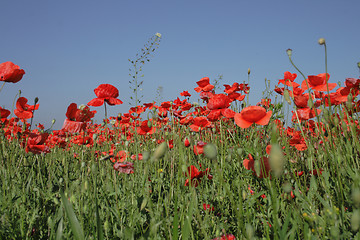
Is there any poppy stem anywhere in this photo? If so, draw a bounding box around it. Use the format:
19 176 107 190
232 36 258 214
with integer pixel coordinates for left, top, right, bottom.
104 102 108 126
0 82 5 93
323 42 332 108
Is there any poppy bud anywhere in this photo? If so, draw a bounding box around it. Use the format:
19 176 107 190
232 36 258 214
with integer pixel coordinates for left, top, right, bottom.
147 120 152 128
353 188 360 208
352 209 360 231
142 151 150 161
269 144 284 177
307 97 314 108
248 68 251 75
246 224 254 239
92 133 98 141
104 220 110 233
204 143 217 160
282 182 292 194
52 119 56 125
286 48 293 57
357 62 360 69
184 137 191 147
318 38 326 45
283 90 291 104
153 142 168 159
34 97 39 104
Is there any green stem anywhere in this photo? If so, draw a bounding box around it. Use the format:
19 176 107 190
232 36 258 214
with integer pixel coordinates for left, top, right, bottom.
0 82 5 93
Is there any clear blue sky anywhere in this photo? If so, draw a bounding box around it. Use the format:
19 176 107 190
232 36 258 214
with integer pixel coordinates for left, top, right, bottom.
1 0 359 129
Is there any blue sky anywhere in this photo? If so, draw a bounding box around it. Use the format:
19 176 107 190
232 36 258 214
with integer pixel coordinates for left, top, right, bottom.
1 0 359 129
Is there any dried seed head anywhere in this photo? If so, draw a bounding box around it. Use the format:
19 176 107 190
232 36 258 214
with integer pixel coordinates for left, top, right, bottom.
318 38 326 45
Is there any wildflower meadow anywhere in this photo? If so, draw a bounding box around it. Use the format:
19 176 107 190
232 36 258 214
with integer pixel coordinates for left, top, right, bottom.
1 36 360 239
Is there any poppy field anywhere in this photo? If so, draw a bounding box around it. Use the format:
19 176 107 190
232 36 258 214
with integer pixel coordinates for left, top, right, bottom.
1 40 360 239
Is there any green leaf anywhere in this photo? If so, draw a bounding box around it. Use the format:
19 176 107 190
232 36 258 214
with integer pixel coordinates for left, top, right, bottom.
56 218 64 240
60 190 84 240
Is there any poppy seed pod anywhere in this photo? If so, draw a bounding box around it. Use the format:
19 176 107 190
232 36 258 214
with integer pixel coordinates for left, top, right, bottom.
318 38 326 45
204 143 217 160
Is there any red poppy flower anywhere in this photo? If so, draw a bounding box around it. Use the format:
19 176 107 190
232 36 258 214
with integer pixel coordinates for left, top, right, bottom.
180 91 191 97
193 141 206 155
88 84 123 107
184 165 211 187
278 71 299 88
292 108 321 121
113 161 134 174
207 94 231 110
0 61 25 83
189 116 211 132
212 233 236 240
25 132 50 154
301 73 336 91
203 203 215 212
184 137 191 147
137 120 156 135
194 77 214 92
243 153 271 178
234 106 272 128
14 97 39 119
0 106 11 120
62 103 96 133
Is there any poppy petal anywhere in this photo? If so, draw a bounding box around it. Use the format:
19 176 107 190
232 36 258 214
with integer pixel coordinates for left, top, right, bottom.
255 110 272 125
87 98 104 107
234 113 253 128
106 98 123 106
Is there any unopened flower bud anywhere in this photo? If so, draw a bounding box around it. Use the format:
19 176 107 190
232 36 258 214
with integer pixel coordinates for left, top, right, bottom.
248 68 251 75
269 144 284 177
52 119 56 125
353 188 360 208
318 38 326 45
284 89 292 105
204 143 217 160
147 120 152 128
142 151 150 161
357 62 360 69
153 142 168 159
34 97 39 104
92 133 98 141
352 209 360 231
286 48 293 57
155 32 162 38
282 182 292 194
